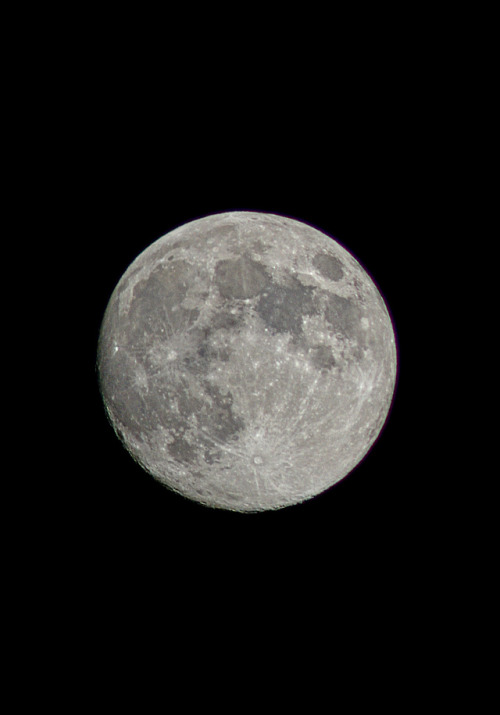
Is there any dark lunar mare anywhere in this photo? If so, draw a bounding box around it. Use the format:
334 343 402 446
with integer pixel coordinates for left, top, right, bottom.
255 276 316 337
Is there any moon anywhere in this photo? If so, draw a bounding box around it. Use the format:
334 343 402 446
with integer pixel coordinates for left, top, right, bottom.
97 212 397 512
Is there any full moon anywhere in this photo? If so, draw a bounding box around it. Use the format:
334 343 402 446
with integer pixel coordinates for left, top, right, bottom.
97 212 397 512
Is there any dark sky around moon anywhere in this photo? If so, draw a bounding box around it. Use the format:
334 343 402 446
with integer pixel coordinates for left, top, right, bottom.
34 29 462 681
48 89 464 682
90 169 409 529
79 119 426 615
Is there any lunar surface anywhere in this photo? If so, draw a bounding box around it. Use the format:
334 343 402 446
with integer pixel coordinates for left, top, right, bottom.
97 212 397 512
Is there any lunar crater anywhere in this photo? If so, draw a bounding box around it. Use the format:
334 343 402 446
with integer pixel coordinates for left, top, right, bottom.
312 252 344 282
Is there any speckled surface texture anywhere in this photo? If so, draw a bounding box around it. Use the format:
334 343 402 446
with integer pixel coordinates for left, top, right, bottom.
97 212 397 511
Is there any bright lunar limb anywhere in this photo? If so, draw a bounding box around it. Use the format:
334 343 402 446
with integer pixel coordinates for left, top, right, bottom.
97 212 397 512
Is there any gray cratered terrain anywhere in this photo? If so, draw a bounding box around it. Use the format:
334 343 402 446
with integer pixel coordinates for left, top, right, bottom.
97 212 397 512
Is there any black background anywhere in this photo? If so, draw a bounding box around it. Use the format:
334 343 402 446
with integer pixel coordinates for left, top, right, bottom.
50 53 452 679
84 132 420 593
12 11 477 704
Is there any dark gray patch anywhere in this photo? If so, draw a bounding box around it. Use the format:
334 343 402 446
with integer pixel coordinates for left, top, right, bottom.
199 382 244 442
211 308 244 331
202 446 223 464
255 276 315 336
146 379 199 439
324 294 362 340
196 341 210 361
205 223 237 241
176 386 204 417
189 320 239 372
215 348 231 362
310 345 336 371
352 345 364 362
250 238 267 255
133 301 199 344
168 435 197 464
313 253 344 281
124 298 162 345
146 260 191 305
215 256 269 299
125 260 200 345
186 307 201 324
189 471 206 483
174 327 211 373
